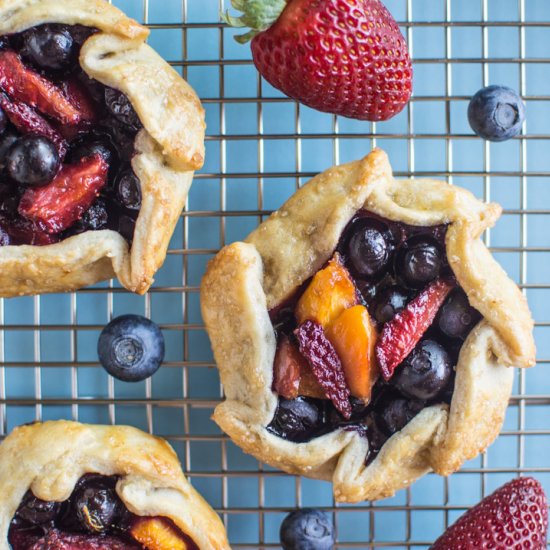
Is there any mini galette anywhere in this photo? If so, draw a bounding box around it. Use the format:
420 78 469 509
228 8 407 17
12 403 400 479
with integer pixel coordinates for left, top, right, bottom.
0 0 205 297
201 148 536 503
0 421 230 550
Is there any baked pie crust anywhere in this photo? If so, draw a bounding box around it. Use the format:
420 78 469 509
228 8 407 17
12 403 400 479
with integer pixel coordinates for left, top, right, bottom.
0 421 230 550
201 148 536 503
0 0 206 297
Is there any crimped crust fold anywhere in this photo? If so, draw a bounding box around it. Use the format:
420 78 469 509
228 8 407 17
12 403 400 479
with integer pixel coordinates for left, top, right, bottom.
201 148 535 502
0 421 230 550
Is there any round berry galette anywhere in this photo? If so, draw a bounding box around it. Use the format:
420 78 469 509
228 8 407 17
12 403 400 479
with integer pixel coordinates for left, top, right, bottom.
0 0 205 296
0 421 230 550
201 148 536 503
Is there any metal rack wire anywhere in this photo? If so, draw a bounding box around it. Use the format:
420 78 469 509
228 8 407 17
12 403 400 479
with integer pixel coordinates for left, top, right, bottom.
1 0 549 548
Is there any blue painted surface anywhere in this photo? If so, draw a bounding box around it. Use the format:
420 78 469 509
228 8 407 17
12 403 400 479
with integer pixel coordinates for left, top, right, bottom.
2 0 550 548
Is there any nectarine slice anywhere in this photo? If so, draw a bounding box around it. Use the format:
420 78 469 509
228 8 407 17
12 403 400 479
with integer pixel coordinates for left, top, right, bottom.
130 517 191 550
295 253 357 328
326 305 379 403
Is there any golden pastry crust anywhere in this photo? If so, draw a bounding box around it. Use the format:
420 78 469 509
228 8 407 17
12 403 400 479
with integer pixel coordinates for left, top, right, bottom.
0 0 205 296
201 148 535 503
0 421 230 550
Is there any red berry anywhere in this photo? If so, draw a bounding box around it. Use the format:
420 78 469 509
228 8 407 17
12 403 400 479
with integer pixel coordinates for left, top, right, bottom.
375 278 454 380
430 477 548 550
242 0 412 121
295 320 352 418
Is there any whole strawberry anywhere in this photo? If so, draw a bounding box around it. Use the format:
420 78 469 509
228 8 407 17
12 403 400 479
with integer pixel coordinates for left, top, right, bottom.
430 477 548 549
223 0 412 121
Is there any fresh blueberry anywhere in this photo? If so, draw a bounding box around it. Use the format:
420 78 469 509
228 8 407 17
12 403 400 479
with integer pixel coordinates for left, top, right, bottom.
16 492 61 525
80 199 109 231
397 238 442 289
373 286 410 324
0 130 18 172
347 220 392 278
71 477 123 534
22 24 76 71
104 88 142 132
280 509 334 550
267 397 327 443
392 339 453 401
6 136 60 187
97 314 165 382
437 288 481 340
68 136 118 168
376 397 424 436
114 168 141 211
468 85 525 142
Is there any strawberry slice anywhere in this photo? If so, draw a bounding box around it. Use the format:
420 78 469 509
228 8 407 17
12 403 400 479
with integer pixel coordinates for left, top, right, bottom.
19 154 108 234
430 477 548 549
0 92 67 158
295 320 352 419
0 215 58 246
0 50 81 125
376 279 455 381
60 77 99 124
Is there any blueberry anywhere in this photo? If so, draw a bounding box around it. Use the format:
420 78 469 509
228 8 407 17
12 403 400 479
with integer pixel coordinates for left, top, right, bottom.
114 168 141 211
6 136 60 187
16 492 61 525
23 24 76 71
397 238 442 289
97 314 165 382
104 88 142 131
267 397 327 443
68 136 118 168
373 286 410 324
347 220 392 278
0 130 18 172
392 339 453 401
0 106 6 135
80 199 109 231
376 397 424 436
437 288 481 340
468 85 525 142
118 214 137 242
280 509 334 550
71 478 123 533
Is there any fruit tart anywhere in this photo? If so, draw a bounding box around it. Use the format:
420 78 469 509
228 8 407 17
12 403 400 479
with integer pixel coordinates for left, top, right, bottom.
0 421 230 550
0 0 205 296
201 148 536 503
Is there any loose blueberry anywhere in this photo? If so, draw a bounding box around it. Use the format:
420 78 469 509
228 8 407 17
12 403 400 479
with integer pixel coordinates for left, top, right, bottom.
97 314 165 382
280 509 334 550
80 199 109 231
267 397 327 443
104 88 142 131
0 130 18 172
437 288 481 340
373 286 410 324
71 478 123 534
16 492 61 525
397 238 442 289
23 25 76 71
6 136 60 187
468 85 525 142
376 397 424 436
347 221 391 278
114 168 141 211
392 339 453 401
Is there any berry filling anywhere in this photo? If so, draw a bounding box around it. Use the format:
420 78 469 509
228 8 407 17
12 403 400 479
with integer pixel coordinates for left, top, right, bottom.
0 24 144 247
268 211 481 464
8 474 198 550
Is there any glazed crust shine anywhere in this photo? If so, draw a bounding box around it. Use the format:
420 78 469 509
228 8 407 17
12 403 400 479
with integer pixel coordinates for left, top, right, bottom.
0 421 230 550
201 148 536 503
0 0 206 296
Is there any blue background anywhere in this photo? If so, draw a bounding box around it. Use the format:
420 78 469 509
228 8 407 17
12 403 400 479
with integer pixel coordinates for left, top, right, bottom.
2 0 550 548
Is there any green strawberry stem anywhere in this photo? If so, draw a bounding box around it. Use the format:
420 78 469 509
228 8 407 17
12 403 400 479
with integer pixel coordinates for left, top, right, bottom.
221 0 288 43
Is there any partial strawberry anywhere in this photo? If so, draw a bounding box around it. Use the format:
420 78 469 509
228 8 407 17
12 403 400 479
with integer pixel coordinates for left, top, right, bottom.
0 214 58 246
19 154 108 234
0 92 67 158
223 0 412 122
60 76 99 124
0 50 81 125
430 477 548 550
295 320 352 418
376 278 454 380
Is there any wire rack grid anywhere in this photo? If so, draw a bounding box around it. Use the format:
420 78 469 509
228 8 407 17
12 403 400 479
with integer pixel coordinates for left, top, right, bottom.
1 0 550 548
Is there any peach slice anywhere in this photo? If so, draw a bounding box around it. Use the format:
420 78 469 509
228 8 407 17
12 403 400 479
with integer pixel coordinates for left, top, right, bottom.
295 253 358 328
326 305 379 403
130 517 192 550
